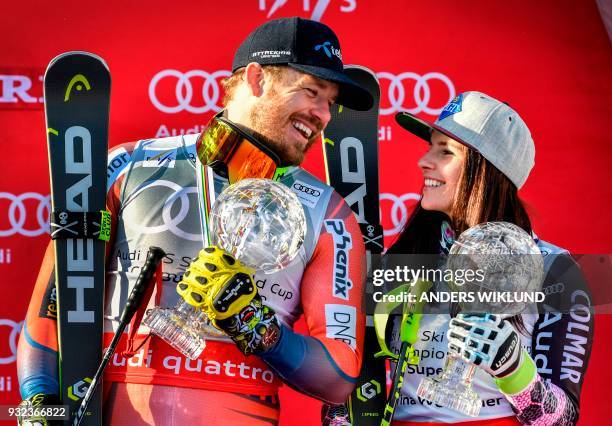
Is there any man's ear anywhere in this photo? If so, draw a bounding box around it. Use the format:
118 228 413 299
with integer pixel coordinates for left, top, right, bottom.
244 62 265 97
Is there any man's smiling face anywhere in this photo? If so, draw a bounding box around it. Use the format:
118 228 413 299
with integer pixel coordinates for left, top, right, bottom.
246 66 339 165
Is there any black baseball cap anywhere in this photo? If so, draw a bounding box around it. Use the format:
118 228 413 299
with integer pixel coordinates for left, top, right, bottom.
232 17 373 111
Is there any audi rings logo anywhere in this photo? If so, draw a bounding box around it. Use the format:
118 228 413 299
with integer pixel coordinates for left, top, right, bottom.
0 192 50 237
149 69 455 116
376 72 455 116
380 192 421 237
0 319 22 365
149 69 232 114
126 180 201 241
293 183 321 197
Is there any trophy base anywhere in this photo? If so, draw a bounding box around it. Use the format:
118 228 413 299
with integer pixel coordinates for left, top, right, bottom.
143 306 207 360
417 376 481 417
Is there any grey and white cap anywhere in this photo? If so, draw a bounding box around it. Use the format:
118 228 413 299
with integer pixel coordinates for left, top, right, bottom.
395 91 535 189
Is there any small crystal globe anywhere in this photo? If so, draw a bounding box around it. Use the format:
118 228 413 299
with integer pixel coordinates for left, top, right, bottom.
209 178 306 273
447 221 544 315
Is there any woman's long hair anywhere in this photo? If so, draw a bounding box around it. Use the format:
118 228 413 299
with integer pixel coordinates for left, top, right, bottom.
387 147 532 333
388 147 532 254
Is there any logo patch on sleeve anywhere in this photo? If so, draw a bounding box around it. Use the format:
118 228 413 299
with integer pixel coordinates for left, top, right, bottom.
324 219 353 300
142 148 176 168
325 304 357 350
39 280 58 319
291 179 323 209
107 147 131 189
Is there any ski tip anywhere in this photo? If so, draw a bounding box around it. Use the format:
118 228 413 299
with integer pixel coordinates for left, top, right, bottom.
338 64 380 115
48 128 59 136
345 64 378 80
46 51 110 73
345 64 372 72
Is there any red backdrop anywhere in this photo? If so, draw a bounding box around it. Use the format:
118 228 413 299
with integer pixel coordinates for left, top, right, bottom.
1 1 611 424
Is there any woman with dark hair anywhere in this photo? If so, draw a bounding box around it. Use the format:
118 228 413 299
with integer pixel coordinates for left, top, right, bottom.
386 92 593 425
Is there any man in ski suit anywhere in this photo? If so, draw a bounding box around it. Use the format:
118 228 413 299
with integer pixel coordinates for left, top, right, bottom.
17 17 373 425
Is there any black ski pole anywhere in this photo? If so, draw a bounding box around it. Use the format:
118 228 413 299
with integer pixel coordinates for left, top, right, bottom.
73 246 166 426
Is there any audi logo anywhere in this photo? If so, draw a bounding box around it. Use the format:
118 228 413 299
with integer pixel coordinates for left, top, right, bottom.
293 183 321 197
126 180 201 241
380 192 421 237
0 192 50 237
0 319 22 365
377 72 455 116
149 69 454 117
149 69 232 114
543 282 565 296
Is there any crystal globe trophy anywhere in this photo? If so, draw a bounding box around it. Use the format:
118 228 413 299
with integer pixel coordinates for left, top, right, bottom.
143 178 306 359
417 222 543 416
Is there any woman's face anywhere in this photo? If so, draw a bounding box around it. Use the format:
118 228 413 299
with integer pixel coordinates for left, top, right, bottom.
418 130 467 217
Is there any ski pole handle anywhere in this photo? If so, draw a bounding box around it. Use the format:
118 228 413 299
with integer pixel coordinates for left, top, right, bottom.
73 246 165 426
119 246 166 324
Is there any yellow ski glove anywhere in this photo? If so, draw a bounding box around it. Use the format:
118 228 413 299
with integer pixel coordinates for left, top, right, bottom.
177 246 280 355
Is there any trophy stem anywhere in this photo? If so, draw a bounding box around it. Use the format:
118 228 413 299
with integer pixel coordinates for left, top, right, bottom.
417 354 481 417
144 300 216 360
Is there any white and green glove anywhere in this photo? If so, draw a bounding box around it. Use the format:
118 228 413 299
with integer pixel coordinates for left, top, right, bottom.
447 313 524 378
448 312 540 395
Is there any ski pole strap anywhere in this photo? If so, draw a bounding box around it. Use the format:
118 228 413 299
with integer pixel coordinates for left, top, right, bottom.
50 210 111 241
373 280 430 357
373 283 411 360
359 222 384 253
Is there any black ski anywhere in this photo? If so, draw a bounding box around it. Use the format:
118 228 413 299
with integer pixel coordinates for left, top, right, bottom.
322 65 385 425
44 51 111 425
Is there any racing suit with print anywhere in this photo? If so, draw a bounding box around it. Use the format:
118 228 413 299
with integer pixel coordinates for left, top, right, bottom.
389 239 593 425
17 134 366 424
